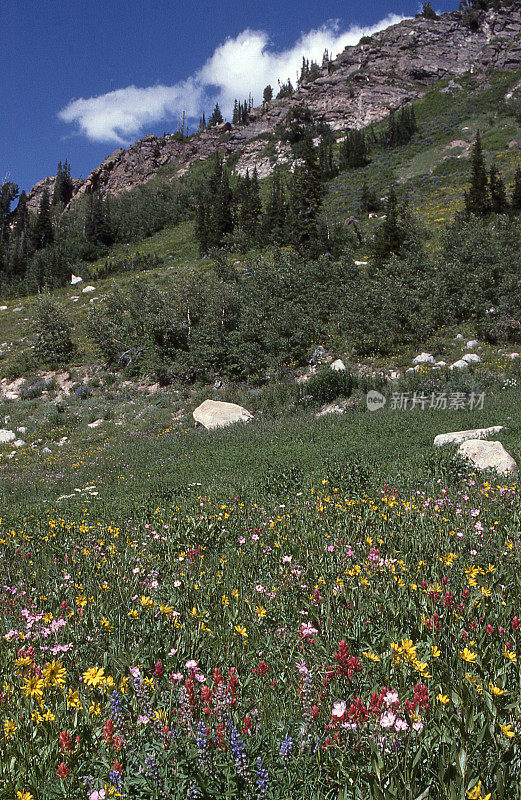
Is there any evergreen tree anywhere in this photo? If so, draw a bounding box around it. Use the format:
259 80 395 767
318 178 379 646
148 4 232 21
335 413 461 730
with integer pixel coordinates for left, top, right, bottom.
371 186 406 264
32 187 53 250
238 168 262 241
489 164 508 214
263 166 287 241
511 167 521 213
263 85 273 107
10 191 30 279
276 79 294 99
339 130 369 170
195 154 234 253
360 181 382 213
208 103 223 126
0 181 18 246
52 160 74 206
85 191 112 246
464 132 490 216
287 132 324 249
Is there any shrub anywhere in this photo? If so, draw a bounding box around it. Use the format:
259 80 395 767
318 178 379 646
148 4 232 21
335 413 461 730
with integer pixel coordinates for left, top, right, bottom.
306 368 356 404
30 295 75 366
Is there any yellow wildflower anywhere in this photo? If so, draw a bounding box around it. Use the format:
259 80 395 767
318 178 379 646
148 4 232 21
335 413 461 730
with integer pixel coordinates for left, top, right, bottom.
42 660 66 687
3 718 17 738
83 667 105 687
459 648 477 663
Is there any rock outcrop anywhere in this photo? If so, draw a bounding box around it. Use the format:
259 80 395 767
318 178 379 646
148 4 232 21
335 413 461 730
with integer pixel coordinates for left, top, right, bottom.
28 5 521 204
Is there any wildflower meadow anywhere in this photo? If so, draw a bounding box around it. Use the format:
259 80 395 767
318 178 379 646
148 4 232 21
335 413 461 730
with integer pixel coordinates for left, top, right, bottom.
1 415 520 800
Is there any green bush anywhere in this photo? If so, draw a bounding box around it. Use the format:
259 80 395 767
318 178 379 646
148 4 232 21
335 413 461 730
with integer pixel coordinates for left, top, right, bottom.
29 294 75 367
306 368 356 404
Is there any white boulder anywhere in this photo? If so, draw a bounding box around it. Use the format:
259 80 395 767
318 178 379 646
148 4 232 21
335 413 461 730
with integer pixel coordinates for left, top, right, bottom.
455 333 464 340
436 361 447 366
82 285 96 294
330 359 346 372
434 426 504 447
193 399 253 430
450 359 469 370
462 353 481 364
412 352 435 365
458 439 517 476
71 274 83 285
0 430 15 444
466 339 479 349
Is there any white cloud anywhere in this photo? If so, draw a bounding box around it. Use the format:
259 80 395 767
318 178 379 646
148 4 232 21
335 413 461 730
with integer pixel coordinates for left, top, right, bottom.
58 13 407 144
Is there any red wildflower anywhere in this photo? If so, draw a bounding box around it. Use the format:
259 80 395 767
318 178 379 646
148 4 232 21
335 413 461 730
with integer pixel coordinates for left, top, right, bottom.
56 762 69 779
59 730 73 753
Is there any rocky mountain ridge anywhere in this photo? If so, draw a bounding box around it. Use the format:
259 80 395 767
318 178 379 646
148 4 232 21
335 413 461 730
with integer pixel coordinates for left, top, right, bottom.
27 4 521 212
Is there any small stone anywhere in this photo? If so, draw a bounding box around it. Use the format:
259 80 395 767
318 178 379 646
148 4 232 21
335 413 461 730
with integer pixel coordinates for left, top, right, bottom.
465 339 479 349
13 439 25 447
88 419 103 428
82 285 96 293
0 430 15 444
71 274 83 285
330 359 346 372
449 359 469 370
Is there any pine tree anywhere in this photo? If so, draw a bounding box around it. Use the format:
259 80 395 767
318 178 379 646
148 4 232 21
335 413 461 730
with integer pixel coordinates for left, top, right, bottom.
208 103 223 126
464 132 489 216
52 160 74 206
371 186 406 264
239 168 261 241
195 154 235 253
360 181 381 213
511 167 521 213
85 191 112 245
489 164 508 214
263 85 273 108
0 181 18 245
32 187 53 250
263 166 287 241
339 130 369 170
287 132 324 248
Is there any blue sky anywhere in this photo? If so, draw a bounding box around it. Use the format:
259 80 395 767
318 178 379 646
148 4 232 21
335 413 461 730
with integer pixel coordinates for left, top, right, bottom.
2 0 455 193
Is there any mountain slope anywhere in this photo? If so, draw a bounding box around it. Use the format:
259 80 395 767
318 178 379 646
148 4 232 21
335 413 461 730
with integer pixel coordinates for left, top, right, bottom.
26 3 521 212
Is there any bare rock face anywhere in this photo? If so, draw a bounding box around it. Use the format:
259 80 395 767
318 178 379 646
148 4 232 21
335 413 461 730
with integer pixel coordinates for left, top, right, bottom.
193 399 253 430
457 439 517 475
27 6 521 203
26 176 83 214
434 426 504 447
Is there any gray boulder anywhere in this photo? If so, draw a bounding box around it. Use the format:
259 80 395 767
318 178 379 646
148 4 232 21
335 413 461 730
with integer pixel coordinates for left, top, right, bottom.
434 426 504 447
457 439 517 476
412 352 435 364
193 399 253 430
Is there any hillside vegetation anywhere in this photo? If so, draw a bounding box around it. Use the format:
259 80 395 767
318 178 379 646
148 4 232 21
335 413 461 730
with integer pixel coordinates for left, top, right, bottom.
4 13 521 799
